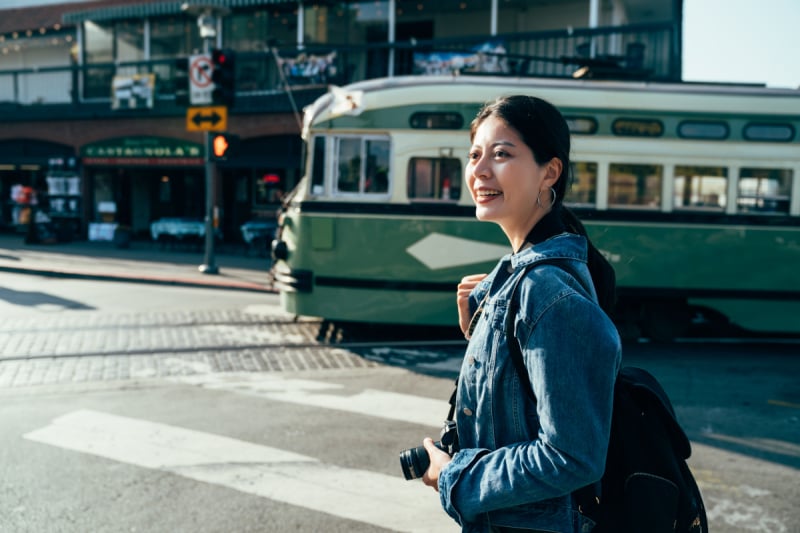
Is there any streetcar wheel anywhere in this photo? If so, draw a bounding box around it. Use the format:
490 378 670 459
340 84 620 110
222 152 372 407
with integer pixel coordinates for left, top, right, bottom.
639 299 691 342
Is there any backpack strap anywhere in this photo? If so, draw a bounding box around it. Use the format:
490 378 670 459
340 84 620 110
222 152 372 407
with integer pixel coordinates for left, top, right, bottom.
505 259 590 403
505 259 603 519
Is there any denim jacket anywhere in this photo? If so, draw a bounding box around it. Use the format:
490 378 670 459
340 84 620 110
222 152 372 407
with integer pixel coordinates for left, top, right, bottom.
438 233 622 533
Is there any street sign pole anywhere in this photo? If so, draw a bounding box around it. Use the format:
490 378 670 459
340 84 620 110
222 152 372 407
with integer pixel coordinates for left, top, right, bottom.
183 3 230 275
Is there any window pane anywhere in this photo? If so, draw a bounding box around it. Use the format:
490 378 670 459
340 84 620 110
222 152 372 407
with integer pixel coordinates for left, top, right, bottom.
150 18 198 59
566 162 597 204
673 165 727 209
365 139 390 193
608 163 662 208
743 123 794 142
116 20 145 62
737 168 793 214
336 138 361 193
311 136 325 195
407 157 461 201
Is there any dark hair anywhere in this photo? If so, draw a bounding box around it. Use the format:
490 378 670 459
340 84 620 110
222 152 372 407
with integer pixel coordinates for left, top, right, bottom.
471 95 617 314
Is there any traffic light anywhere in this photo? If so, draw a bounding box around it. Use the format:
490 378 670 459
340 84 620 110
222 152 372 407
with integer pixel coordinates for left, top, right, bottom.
209 132 239 161
211 48 236 107
174 56 190 107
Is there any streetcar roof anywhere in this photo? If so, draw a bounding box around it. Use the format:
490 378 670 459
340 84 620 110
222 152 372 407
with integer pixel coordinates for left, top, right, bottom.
303 74 800 136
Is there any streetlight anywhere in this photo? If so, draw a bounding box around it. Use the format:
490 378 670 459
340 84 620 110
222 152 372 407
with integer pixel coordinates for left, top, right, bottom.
181 3 230 275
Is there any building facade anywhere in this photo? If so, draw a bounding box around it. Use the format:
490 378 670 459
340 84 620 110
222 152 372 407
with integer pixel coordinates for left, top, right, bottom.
0 0 682 244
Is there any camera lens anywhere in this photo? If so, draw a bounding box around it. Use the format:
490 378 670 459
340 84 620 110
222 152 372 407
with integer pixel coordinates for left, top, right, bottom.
399 443 433 480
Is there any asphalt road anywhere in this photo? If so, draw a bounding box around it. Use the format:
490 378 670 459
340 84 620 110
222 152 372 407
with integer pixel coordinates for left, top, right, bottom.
0 272 798 532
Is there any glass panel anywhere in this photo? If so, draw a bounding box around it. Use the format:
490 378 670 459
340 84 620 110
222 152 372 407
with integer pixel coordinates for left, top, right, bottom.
743 123 794 142
608 163 662 208
311 136 326 195
305 1 388 45
254 170 284 205
673 165 727 209
84 21 113 64
737 168 793 214
566 162 597 205
407 157 461 201
150 18 198 59
116 20 145 63
677 120 729 140
336 137 362 193
565 117 598 135
365 139 390 194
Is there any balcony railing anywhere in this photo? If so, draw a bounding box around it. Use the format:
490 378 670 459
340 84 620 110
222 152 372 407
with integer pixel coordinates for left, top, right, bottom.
0 21 679 119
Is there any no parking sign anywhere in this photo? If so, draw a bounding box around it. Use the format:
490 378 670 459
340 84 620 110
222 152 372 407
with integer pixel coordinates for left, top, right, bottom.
189 54 213 105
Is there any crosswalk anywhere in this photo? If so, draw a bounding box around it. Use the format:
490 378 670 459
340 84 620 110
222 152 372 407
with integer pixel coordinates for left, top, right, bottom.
23 373 461 533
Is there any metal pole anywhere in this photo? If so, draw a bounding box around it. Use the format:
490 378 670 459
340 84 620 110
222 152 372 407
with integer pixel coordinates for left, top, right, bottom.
199 31 218 274
199 130 218 274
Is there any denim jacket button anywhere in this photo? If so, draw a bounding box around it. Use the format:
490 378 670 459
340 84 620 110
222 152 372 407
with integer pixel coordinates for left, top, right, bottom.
462 407 473 416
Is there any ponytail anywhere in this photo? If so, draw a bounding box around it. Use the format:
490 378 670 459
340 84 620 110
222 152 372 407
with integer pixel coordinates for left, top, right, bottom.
560 207 617 316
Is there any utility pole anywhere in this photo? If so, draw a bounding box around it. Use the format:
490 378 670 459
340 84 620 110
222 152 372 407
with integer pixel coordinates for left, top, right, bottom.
182 3 230 275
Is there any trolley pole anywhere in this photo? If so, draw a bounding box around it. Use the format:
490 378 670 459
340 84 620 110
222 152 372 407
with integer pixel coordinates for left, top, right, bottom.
183 3 229 275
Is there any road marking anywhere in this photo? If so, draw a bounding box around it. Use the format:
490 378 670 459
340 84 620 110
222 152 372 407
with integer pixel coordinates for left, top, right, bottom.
768 399 800 409
172 373 449 428
406 232 507 270
24 409 457 533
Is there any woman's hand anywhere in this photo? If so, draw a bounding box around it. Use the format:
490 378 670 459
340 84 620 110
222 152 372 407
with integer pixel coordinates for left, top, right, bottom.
457 274 488 337
421 438 453 492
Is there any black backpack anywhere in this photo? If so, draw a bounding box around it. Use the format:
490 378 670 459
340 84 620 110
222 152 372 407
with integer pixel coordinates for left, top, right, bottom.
506 262 708 533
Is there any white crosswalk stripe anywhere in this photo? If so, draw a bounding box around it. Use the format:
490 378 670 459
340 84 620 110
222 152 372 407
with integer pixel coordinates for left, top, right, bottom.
23 376 460 533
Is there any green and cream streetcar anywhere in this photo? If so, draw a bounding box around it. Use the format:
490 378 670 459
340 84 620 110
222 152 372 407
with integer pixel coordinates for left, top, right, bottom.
271 75 800 339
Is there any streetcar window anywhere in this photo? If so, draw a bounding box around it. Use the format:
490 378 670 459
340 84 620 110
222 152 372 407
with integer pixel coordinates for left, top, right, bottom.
410 112 464 130
737 168 793 214
743 123 795 142
677 121 729 140
333 136 390 196
673 166 727 210
608 163 662 208
565 162 597 205
565 116 598 135
311 136 326 195
611 118 663 137
407 157 461 202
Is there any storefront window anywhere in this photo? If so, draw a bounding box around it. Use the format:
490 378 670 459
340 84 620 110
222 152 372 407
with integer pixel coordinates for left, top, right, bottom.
608 163 662 208
225 8 297 91
254 171 285 205
116 20 145 63
225 8 296 51
150 17 199 58
305 1 388 45
396 0 490 39
84 21 113 64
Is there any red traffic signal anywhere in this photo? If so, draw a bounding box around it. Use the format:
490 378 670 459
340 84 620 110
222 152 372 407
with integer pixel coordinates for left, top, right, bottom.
208 132 239 161
211 48 236 107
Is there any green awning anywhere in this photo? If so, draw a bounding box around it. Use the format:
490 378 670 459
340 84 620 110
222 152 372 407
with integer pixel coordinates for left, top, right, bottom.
63 0 298 24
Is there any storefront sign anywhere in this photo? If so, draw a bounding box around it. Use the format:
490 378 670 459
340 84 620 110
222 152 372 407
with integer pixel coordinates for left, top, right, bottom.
81 137 204 166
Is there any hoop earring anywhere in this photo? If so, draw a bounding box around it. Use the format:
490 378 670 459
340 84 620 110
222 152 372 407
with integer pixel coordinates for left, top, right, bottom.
536 187 557 209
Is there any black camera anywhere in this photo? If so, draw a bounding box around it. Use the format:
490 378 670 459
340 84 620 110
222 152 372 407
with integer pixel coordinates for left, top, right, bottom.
399 420 458 480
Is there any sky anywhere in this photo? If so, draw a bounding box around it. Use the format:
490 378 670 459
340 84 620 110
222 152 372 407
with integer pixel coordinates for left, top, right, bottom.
682 0 800 88
2 0 798 89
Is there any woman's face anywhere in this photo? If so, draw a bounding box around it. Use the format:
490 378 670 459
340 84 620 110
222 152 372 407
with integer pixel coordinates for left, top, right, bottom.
467 115 558 248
